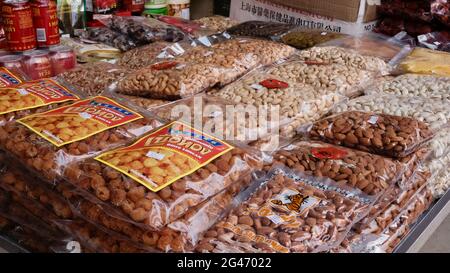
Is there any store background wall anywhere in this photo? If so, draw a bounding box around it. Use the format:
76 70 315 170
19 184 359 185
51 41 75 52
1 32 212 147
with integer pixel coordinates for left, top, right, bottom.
190 0 215 19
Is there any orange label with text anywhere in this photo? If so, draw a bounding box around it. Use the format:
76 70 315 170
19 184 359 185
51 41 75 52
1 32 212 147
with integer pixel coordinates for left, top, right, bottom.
0 78 79 115
95 121 234 192
0 67 25 87
17 96 143 147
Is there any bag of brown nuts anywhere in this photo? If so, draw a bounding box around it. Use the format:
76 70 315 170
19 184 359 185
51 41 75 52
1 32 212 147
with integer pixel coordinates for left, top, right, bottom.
62 121 263 230
0 78 84 127
266 141 402 196
304 111 434 158
195 168 374 253
0 96 165 181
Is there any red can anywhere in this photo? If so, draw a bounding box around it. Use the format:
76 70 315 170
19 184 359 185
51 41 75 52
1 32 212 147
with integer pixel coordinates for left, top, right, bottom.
23 50 52 79
49 45 76 76
122 0 145 14
1 0 37 52
31 0 60 47
0 54 25 71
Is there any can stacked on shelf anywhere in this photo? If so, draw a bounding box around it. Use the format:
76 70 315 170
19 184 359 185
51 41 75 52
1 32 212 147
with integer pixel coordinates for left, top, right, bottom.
31 0 60 47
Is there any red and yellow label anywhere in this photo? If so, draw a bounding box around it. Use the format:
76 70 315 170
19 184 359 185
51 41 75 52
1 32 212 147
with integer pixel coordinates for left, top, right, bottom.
311 146 348 160
17 96 143 147
151 61 179 70
0 67 25 87
95 121 234 192
0 78 79 115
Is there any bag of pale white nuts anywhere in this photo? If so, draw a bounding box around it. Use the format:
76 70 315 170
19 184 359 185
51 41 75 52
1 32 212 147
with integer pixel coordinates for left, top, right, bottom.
303 111 434 158
194 167 375 253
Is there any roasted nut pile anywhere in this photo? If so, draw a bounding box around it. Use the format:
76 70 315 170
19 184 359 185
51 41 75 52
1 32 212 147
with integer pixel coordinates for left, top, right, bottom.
194 16 239 32
280 31 345 50
266 141 401 195
307 111 434 158
63 147 262 229
333 95 450 131
296 46 391 74
366 74 450 99
59 62 130 96
117 42 171 70
0 117 163 181
267 61 375 97
195 170 372 253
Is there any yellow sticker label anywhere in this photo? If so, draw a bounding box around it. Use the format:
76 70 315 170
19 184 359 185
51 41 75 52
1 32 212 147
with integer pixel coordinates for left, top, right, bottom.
95 121 234 192
0 78 80 115
17 96 143 147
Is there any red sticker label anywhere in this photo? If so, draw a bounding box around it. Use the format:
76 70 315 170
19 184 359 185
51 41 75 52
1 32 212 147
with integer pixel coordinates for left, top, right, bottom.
259 79 289 89
151 61 179 71
311 147 348 159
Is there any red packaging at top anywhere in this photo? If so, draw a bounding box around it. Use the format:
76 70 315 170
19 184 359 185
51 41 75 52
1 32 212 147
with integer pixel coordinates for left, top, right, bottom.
1 0 37 52
31 0 60 47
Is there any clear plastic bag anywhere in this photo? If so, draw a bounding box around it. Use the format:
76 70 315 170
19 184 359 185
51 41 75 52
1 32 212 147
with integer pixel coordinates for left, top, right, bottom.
58 62 131 97
332 94 450 132
117 42 171 70
429 169 450 198
154 15 219 38
396 48 450 76
277 29 346 50
266 140 402 196
0 78 83 127
431 0 450 27
267 59 376 97
426 127 450 160
366 73 450 99
119 95 170 111
226 21 296 40
296 46 392 75
81 27 138 52
195 167 374 253
0 98 165 181
305 111 434 158
194 16 239 33
417 32 450 52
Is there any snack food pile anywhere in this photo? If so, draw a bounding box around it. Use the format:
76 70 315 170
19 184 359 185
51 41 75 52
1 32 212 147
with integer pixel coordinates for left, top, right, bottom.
0 15 449 254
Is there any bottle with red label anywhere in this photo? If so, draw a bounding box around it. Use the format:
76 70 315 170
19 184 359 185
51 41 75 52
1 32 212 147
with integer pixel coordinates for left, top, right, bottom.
1 0 37 52
31 0 60 47
23 49 52 79
49 45 76 76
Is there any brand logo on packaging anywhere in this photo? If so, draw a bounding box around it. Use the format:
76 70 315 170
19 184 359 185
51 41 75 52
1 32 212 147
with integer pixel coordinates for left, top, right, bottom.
0 67 23 87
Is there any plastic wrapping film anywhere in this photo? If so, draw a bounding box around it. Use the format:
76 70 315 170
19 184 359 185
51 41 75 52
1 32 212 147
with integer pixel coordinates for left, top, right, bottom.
0 78 83 127
195 168 374 253
62 123 263 230
226 21 296 40
117 42 171 70
365 73 450 99
425 151 450 198
58 62 131 97
265 141 403 196
207 70 345 142
277 29 346 50
396 48 450 76
417 32 450 52
338 185 433 253
431 0 450 27
194 16 239 33
81 27 138 52
295 46 392 75
332 95 450 133
0 97 165 181
428 168 450 198
154 16 222 38
304 111 434 158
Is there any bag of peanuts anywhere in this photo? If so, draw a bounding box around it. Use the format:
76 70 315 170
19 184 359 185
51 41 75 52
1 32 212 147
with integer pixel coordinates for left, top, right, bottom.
296 46 392 75
365 73 450 100
0 96 165 181
266 140 402 196
304 111 434 158
195 167 375 253
0 78 84 127
58 62 132 97
266 59 376 98
61 120 262 230
332 94 450 132
0 67 29 88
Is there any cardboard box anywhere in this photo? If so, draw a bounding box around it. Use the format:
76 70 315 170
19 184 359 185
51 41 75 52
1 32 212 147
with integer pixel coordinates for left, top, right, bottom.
230 0 380 35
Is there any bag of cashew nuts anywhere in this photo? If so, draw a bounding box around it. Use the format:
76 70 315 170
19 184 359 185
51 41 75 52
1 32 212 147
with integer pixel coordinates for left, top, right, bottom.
61 120 263 230
266 140 402 196
266 59 376 98
365 73 450 100
0 67 29 88
352 169 431 235
295 46 392 75
58 62 132 97
0 96 165 181
304 111 434 158
0 78 84 127
195 167 375 253
332 94 450 132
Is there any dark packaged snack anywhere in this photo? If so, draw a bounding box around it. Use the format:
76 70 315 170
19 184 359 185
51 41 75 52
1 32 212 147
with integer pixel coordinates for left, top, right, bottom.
81 27 137 52
431 0 450 27
418 31 450 52
226 21 296 39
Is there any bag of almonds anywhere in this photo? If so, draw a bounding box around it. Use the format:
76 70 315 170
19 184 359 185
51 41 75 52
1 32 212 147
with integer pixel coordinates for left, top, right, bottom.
304 111 434 158
195 168 375 253
0 78 84 127
0 96 165 181
266 141 402 196
62 120 263 230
